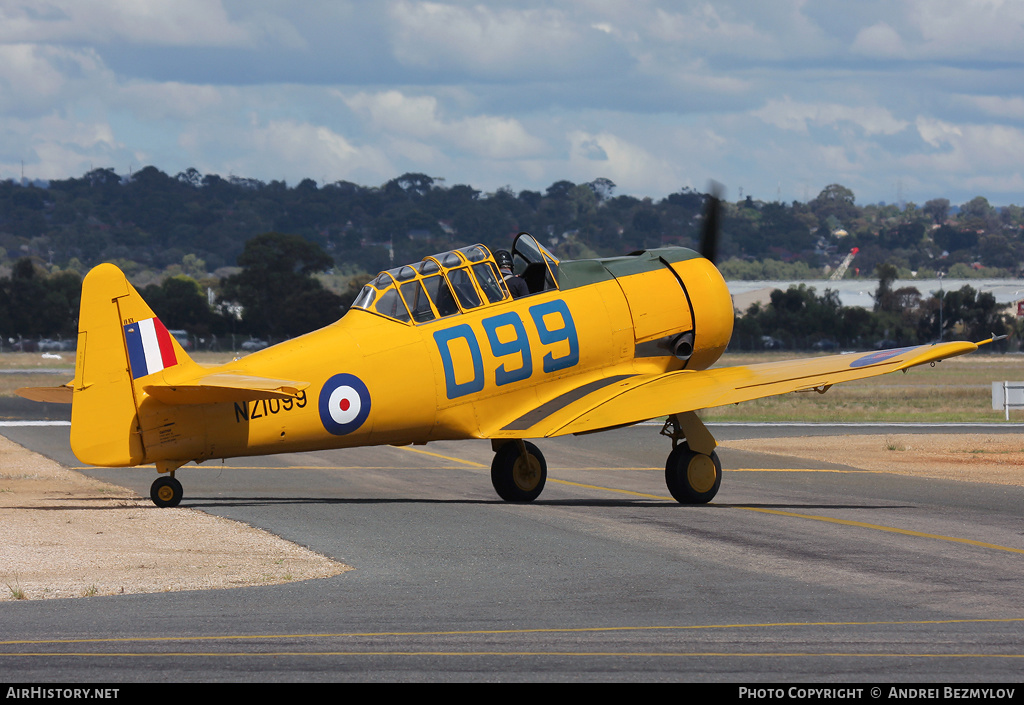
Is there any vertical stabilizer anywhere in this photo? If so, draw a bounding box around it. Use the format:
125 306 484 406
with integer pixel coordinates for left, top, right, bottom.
71 264 192 467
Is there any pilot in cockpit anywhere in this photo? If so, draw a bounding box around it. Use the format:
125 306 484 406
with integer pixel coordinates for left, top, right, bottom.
494 249 529 299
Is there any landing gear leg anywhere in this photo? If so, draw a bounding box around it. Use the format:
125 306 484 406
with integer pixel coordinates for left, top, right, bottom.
662 412 722 504
490 439 547 502
150 460 185 508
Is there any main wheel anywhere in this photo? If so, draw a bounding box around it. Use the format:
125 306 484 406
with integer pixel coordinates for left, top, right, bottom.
150 475 183 508
665 444 721 504
491 441 547 502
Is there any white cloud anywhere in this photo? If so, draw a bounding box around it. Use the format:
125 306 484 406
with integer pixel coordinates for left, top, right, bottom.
851 22 907 58
0 0 256 46
386 1 615 79
566 130 681 195
907 0 1024 59
1 113 123 180
650 5 770 52
116 82 227 122
912 118 1024 170
754 97 909 136
956 95 1024 121
0 44 108 115
342 90 546 160
2 2 1024 207
915 117 964 149
212 118 395 185
647 1 830 59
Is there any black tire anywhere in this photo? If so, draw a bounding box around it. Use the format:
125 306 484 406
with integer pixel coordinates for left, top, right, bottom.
150 476 183 508
491 441 547 502
665 444 721 504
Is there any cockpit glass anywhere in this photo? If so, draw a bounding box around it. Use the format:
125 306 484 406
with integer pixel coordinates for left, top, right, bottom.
447 268 482 310
352 285 376 310
400 280 435 323
374 288 411 322
511 232 559 292
422 274 459 318
390 265 417 282
472 262 506 303
352 241 531 322
372 272 395 288
458 245 490 263
439 251 463 268
512 233 544 265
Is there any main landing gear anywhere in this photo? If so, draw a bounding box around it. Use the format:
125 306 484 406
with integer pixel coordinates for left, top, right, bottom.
489 411 721 505
661 412 722 504
490 439 547 502
150 460 186 508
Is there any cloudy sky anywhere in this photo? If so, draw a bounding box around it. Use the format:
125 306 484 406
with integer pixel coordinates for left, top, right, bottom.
2 0 1023 206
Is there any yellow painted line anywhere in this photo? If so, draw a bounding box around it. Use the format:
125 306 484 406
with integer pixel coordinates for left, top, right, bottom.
83 450 1021 556
547 478 667 500
5 618 1024 646
544 480 1024 556
376 448 1024 555
743 507 1024 555
397 446 488 468
215 466 470 471
74 465 477 472
557 468 876 473
3 650 1023 659
729 468 882 473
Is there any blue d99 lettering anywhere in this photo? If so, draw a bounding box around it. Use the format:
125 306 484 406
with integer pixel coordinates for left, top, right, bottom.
529 300 580 373
435 301 580 399
433 324 485 399
482 312 533 386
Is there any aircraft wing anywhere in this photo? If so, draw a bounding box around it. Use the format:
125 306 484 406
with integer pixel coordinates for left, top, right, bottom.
485 341 979 439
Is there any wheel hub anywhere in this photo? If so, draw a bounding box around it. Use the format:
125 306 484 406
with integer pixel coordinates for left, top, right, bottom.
157 485 176 502
686 454 717 493
512 455 541 491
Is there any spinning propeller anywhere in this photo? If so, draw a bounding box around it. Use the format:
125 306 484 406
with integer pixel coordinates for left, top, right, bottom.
700 181 723 265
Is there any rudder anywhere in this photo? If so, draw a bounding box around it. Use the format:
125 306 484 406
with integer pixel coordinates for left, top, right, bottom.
71 264 193 467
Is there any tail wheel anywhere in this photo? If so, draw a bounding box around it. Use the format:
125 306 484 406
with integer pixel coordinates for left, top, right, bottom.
665 443 721 504
151 476 183 508
491 441 547 502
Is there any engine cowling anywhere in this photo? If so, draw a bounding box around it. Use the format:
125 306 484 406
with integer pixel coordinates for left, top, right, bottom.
664 255 734 371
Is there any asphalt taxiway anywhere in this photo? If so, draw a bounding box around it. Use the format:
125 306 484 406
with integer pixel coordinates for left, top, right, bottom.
1 423 1022 682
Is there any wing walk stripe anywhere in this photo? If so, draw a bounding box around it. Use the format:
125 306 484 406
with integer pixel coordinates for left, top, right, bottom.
501 375 636 431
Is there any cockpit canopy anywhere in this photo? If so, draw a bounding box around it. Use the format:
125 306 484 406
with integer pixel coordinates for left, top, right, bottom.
352 244 508 324
351 234 561 324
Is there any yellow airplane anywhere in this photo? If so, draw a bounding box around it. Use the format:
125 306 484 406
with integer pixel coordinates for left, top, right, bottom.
20 227 985 509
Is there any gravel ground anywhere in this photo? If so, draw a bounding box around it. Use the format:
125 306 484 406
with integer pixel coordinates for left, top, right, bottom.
721 433 1024 486
0 436 349 601
1 433 1021 602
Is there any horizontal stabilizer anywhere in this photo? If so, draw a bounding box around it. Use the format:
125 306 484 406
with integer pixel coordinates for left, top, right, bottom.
142 372 309 405
16 383 73 404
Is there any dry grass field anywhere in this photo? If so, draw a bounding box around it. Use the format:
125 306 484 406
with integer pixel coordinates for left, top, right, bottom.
703 351 1024 423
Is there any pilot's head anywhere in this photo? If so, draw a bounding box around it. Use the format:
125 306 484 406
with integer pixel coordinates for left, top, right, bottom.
494 249 514 272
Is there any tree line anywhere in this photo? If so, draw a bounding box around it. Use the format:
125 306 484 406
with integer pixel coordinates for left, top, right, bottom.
1 234 1016 353
732 264 1014 352
4 168 1023 280
0 167 1022 349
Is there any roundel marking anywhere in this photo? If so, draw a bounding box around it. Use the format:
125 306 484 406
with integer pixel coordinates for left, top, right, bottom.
318 373 371 435
848 346 917 368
